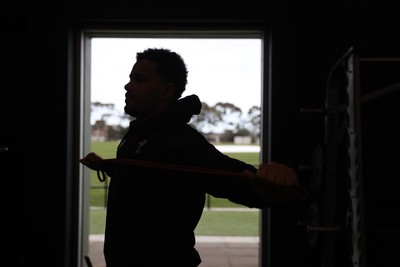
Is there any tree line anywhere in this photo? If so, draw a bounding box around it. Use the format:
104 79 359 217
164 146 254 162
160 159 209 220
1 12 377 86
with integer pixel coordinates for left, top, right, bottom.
91 101 261 143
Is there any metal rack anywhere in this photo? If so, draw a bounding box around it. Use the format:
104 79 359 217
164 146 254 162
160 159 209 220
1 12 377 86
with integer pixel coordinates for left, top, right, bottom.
299 47 400 267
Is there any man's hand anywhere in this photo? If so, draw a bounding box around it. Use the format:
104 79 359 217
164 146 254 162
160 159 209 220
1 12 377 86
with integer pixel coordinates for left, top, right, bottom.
243 162 306 205
79 152 104 171
256 162 299 187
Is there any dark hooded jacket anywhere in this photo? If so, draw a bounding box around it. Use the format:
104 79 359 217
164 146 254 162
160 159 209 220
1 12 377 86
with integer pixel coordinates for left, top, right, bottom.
103 95 265 267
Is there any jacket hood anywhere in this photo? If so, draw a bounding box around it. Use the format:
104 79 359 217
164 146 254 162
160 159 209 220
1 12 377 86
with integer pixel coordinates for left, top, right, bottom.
170 94 202 123
128 94 202 132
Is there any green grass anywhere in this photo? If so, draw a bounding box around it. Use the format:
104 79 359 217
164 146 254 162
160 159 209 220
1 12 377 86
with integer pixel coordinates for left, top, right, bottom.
89 208 259 236
89 141 260 236
195 210 260 236
90 209 107 235
91 140 120 158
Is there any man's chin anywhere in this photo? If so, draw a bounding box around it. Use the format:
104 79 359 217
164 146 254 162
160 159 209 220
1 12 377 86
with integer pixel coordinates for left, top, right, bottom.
124 106 142 118
124 107 136 116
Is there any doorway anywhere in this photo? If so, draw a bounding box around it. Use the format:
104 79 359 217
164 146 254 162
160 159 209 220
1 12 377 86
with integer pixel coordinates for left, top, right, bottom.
80 32 265 267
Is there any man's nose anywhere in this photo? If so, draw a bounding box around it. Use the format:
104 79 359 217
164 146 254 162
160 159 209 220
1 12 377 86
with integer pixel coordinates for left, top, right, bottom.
124 82 131 91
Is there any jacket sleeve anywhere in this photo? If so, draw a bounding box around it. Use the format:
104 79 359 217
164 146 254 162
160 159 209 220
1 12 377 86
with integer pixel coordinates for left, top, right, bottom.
177 132 304 208
173 135 270 208
194 153 271 209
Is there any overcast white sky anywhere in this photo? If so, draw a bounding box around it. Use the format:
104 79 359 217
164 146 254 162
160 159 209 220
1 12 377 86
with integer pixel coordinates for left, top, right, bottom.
90 38 262 125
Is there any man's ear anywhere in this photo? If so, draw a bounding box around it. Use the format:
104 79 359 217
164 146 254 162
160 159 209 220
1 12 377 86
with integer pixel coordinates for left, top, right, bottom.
161 83 176 100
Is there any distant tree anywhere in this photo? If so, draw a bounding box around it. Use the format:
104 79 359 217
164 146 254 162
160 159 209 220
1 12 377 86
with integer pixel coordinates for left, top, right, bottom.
91 100 260 142
245 105 261 142
234 127 251 137
91 101 131 140
189 102 222 134
92 119 107 129
190 101 243 134
91 102 116 125
214 102 242 132
108 125 128 140
219 129 235 143
91 120 108 141
91 101 115 111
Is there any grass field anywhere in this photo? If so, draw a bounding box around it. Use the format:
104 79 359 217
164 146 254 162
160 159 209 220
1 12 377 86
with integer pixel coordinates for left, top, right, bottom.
90 208 260 236
89 141 260 236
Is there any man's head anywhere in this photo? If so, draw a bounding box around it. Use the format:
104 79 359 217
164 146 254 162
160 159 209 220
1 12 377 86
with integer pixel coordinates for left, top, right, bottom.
124 48 188 118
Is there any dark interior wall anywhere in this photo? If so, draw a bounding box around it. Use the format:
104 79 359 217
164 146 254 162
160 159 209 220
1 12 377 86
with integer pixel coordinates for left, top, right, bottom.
2 14 75 267
1 1 399 267
266 8 355 267
361 61 400 267
265 4 400 267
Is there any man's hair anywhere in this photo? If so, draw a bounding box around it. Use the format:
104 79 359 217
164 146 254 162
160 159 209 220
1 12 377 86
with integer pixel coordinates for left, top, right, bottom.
136 48 188 99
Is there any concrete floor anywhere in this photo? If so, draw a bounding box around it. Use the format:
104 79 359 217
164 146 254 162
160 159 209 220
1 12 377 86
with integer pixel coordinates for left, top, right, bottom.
88 235 260 267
